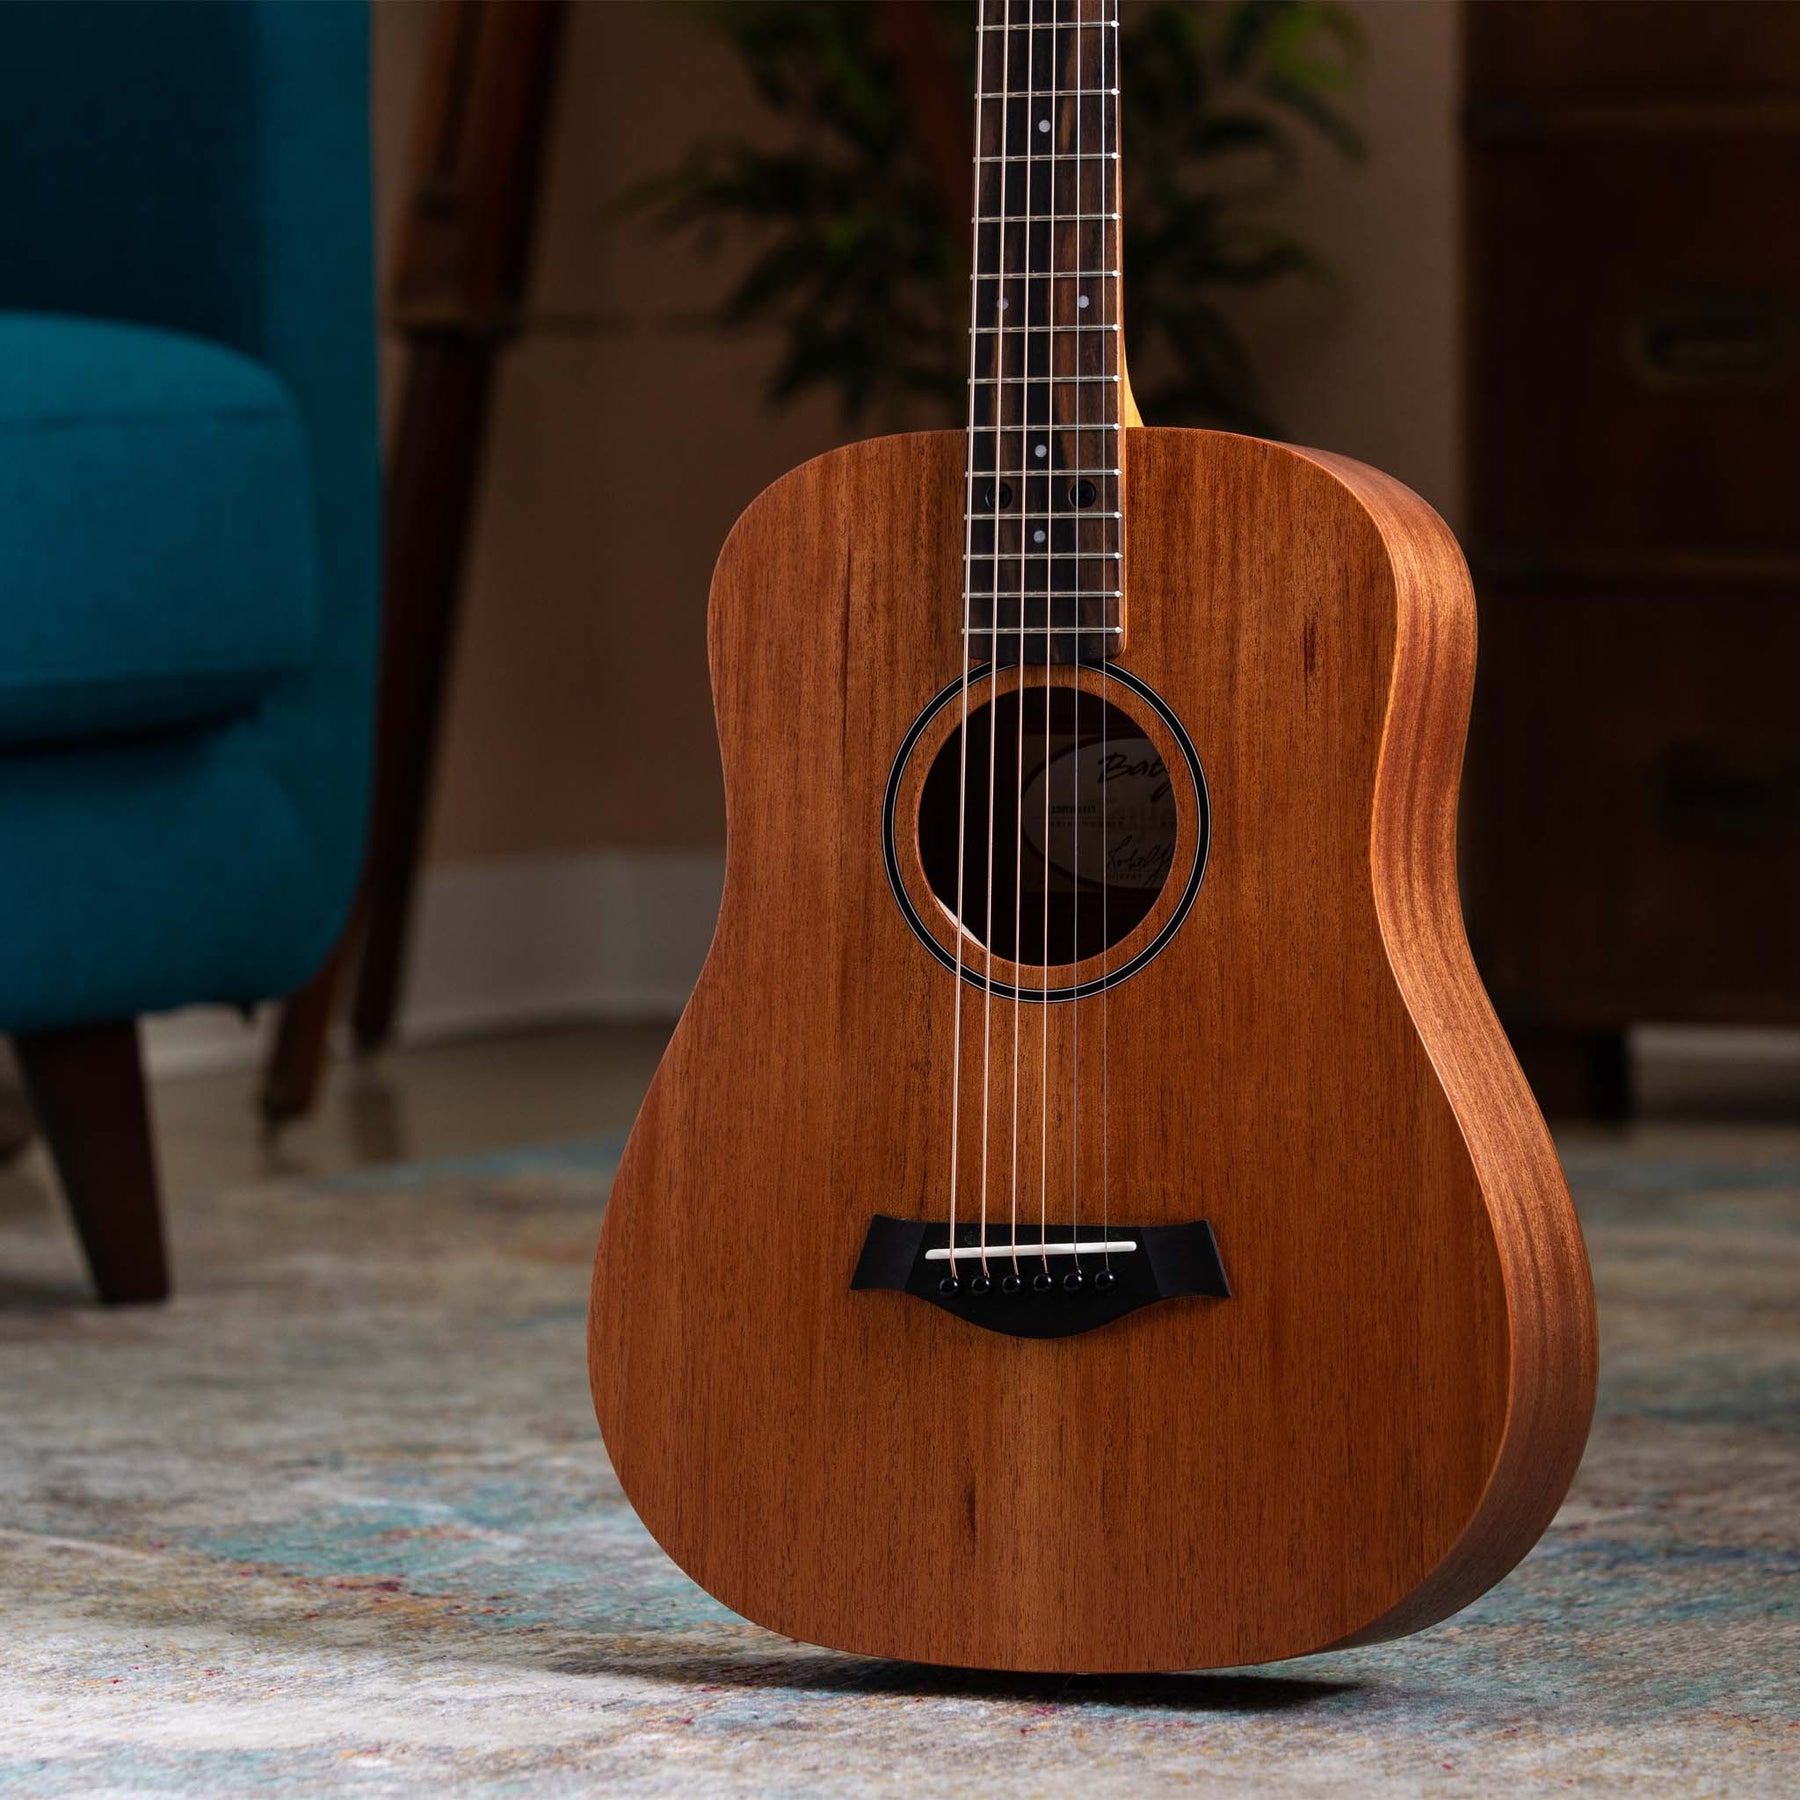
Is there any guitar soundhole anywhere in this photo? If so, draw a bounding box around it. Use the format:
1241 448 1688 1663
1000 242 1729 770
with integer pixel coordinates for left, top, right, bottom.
916 686 1176 964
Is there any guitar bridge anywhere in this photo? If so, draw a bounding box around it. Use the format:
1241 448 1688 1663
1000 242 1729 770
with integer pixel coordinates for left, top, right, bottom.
851 1215 1228 1339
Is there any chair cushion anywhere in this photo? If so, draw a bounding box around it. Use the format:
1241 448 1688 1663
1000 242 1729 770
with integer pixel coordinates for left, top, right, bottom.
0 312 319 747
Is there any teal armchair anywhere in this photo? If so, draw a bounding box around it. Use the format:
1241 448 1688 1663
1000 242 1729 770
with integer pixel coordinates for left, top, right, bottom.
0 1 379 1300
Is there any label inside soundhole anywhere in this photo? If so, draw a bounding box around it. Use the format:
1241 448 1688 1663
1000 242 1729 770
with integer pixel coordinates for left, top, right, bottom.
1022 735 1176 892
906 682 1201 970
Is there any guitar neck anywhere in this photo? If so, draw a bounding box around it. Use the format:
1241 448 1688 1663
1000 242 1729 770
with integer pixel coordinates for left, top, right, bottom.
966 0 1125 668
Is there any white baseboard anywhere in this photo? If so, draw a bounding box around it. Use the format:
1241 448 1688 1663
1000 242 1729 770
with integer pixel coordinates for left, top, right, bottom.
1631 1022 1800 1114
141 849 724 1079
1630 1024 1800 1065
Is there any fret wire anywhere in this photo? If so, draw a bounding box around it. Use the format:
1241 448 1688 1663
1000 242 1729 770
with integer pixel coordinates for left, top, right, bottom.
976 87 1119 98
971 510 1123 520
965 466 1121 475
973 270 1120 280
971 323 1120 333
978 152 1118 162
962 613 1123 620
975 211 1119 222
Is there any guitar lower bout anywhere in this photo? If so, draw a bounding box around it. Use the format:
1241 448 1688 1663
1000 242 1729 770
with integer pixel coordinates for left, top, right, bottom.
589 425 1595 1673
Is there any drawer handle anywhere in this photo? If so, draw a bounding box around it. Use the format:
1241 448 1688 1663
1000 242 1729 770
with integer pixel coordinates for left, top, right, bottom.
1626 291 1795 391
1656 742 1800 839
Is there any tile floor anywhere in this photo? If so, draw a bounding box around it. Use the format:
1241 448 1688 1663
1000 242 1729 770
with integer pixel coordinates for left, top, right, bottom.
0 1024 670 1228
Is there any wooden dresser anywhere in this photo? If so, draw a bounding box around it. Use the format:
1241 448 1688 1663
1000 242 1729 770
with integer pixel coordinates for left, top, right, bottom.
1462 1 1800 1115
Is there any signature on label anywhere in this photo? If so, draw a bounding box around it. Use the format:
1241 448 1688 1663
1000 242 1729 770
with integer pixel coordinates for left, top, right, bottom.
1097 748 1172 807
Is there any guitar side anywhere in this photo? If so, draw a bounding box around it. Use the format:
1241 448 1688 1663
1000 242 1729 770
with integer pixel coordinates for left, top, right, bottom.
1314 445 1598 1644
590 426 1595 1672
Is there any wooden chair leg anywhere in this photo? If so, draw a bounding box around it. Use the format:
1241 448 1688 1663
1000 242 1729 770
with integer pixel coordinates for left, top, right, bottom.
15 1019 169 1304
261 931 352 1126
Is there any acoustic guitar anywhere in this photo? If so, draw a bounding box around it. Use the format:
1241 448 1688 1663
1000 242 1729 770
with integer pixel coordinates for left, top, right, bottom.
590 0 1595 1673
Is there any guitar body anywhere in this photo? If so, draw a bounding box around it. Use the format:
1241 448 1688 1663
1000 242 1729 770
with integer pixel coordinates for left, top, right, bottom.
589 426 1595 1673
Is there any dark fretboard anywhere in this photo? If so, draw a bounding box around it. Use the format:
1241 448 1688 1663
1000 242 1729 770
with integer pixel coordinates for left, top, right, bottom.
965 0 1122 667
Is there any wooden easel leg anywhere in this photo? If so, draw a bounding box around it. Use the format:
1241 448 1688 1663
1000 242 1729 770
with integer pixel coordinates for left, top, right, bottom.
350 339 494 1056
263 340 492 1098
261 0 568 1112
16 1019 169 1304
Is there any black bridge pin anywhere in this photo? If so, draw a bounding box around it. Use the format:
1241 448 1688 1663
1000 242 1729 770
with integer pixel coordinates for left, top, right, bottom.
938 1275 962 1296
1032 1270 1054 1294
1063 1270 1086 1293
968 1273 993 1297
1093 1269 1117 1293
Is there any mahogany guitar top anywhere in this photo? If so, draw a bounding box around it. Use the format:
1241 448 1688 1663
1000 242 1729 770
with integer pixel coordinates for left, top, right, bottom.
588 426 1595 1673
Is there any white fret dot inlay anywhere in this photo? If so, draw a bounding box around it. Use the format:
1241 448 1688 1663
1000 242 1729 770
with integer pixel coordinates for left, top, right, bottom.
1034 529 1046 543
1038 118 1050 132
1034 444 1047 459
1078 294 1090 309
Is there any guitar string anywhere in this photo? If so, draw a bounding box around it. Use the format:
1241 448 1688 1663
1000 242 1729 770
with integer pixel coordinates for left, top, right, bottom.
977 0 1020 1286
1037 0 1055 1281
1098 0 1113 1273
950 0 997 1283
1051 3 1072 1296
1068 0 1086 1287
1008 0 1035 1285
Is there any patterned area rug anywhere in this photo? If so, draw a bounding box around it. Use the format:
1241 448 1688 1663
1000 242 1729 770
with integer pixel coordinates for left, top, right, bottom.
0 1135 1794 1797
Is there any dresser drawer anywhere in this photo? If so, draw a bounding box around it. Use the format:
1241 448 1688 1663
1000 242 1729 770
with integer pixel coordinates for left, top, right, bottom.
1466 588 1800 1025
1467 1 1800 101
1469 133 1800 561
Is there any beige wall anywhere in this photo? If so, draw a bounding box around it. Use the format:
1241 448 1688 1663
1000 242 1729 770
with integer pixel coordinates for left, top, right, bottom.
373 0 1459 867
1244 0 1462 523
375 1 847 863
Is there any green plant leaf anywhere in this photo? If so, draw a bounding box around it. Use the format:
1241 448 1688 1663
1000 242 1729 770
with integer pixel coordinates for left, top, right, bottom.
619 0 1362 429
